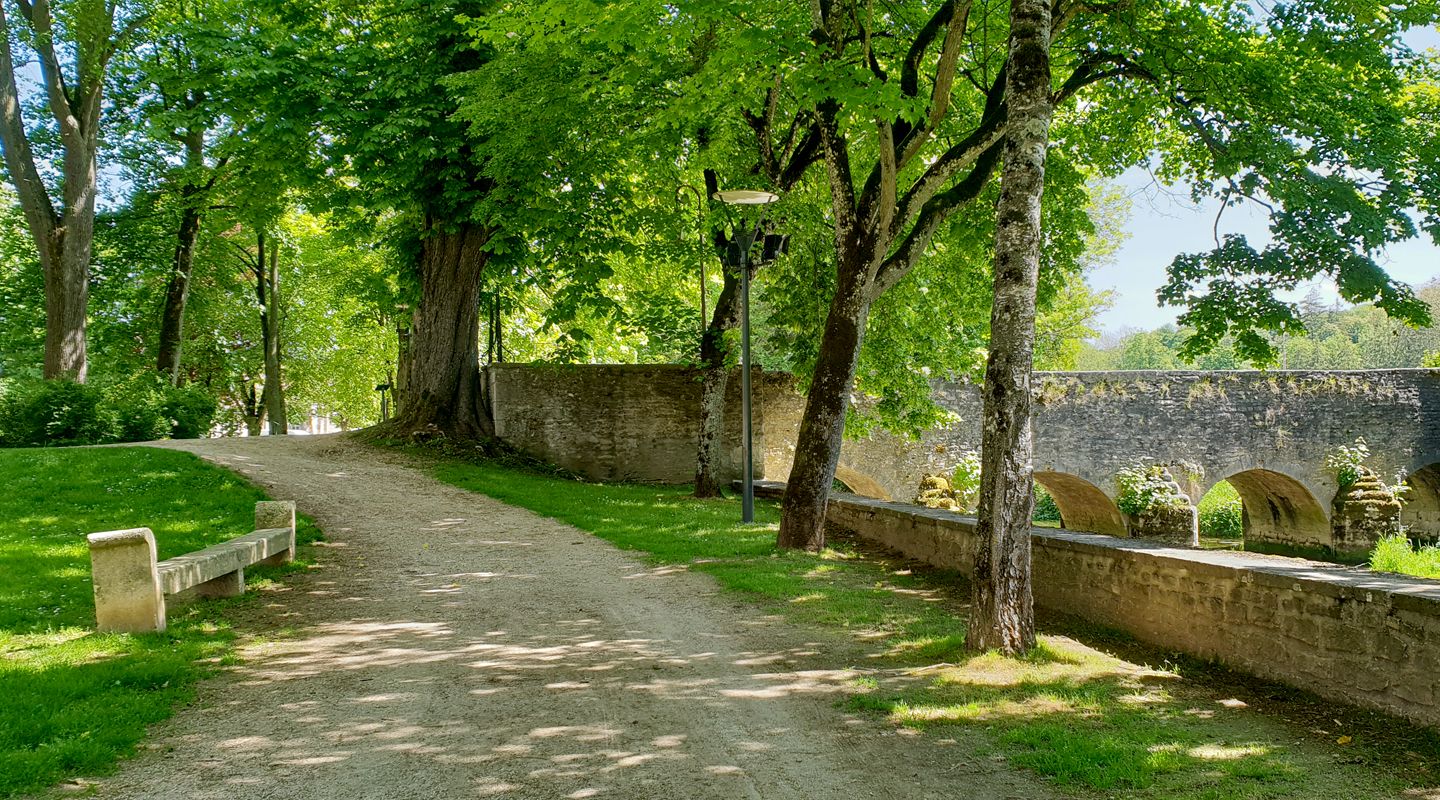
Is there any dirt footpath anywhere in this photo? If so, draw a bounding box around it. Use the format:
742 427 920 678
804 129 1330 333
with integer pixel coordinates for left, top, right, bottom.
78 435 1061 800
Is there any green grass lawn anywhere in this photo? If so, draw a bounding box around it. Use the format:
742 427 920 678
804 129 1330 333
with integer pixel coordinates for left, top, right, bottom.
0 446 318 798
429 455 1440 800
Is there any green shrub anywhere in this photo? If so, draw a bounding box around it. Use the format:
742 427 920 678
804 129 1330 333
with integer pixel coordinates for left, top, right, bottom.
1114 461 1188 516
162 384 217 439
0 379 119 447
1324 437 1371 489
1034 484 1061 524
949 449 982 511
0 376 218 447
1199 480 1244 539
104 375 218 441
1370 534 1440 579
104 375 175 442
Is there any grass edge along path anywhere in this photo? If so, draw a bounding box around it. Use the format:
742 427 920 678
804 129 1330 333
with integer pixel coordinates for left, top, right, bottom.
0 446 321 799
428 454 1440 800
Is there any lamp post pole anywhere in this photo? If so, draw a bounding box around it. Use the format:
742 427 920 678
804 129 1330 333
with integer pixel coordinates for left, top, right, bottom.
738 224 756 523
712 189 781 525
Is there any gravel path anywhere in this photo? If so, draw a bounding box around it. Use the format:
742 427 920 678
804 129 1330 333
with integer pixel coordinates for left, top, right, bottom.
78 435 1060 800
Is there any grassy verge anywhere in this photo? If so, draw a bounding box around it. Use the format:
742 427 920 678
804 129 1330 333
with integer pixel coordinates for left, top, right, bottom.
428 454 1440 800
1370 533 1440 579
0 446 319 798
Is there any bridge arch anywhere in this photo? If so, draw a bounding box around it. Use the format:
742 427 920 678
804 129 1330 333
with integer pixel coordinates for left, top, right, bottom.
1403 462 1440 543
1220 468 1332 555
1033 471 1126 536
835 464 891 501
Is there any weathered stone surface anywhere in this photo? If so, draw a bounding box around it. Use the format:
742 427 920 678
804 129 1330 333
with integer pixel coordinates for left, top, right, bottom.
88 528 166 633
90 503 298 631
1331 468 1403 557
806 483 1440 729
1126 503 1200 546
487 365 1440 559
156 527 291 595
255 500 296 566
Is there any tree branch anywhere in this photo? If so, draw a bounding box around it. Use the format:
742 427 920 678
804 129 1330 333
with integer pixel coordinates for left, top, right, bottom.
872 140 1003 296
19 0 82 150
0 0 57 239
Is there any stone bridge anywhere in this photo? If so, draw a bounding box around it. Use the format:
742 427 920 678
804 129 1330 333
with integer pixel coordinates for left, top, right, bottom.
485 364 1440 561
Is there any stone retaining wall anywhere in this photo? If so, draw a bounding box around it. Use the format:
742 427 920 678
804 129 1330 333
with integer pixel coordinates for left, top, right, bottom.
812 484 1440 728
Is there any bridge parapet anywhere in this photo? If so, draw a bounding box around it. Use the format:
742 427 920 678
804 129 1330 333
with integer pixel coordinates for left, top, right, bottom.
485 364 1440 561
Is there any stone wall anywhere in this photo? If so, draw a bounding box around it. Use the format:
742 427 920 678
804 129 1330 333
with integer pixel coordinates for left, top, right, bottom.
485 365 1440 553
821 487 1440 729
487 364 761 484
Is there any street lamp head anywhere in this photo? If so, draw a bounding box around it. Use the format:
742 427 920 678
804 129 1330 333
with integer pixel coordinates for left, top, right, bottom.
712 189 780 205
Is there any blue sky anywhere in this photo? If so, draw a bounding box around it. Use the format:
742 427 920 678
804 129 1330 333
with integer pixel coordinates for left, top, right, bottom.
1089 26 1440 336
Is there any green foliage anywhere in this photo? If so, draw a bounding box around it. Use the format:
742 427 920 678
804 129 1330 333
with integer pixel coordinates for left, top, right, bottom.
1198 480 1243 540
947 450 982 513
1114 462 1187 517
1370 534 1440 580
1425 351 1440 368
1325 437 1372 489
0 381 119 448
0 446 320 798
1081 284 1440 371
0 378 218 447
1033 484 1061 525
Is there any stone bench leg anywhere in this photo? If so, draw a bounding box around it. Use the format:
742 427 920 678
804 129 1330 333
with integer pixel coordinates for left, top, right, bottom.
255 500 297 565
88 528 166 633
193 567 246 598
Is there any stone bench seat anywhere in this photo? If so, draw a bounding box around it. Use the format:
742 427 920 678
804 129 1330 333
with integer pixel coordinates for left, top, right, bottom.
88 500 297 633
158 527 293 597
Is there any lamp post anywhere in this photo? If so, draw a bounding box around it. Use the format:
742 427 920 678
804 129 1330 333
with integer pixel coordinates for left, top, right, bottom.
713 189 782 523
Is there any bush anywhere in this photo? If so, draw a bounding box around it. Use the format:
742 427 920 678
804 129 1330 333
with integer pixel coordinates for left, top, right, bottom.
1114 461 1188 516
0 379 120 447
1370 534 1440 579
105 375 218 442
1199 479 1243 539
0 375 218 447
1034 484 1061 524
162 384 217 439
105 375 176 443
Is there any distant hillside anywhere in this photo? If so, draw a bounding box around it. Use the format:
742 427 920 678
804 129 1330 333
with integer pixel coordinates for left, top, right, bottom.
1077 282 1440 371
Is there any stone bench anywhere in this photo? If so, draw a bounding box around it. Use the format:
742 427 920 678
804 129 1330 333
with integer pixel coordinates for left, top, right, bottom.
87 501 297 633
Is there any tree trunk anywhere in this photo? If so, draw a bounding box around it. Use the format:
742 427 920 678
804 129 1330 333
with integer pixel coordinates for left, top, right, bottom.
693 263 742 498
241 381 264 436
157 133 207 383
777 262 871 551
394 321 412 415
257 232 287 434
386 219 493 439
0 0 113 383
966 0 1054 656
158 202 202 383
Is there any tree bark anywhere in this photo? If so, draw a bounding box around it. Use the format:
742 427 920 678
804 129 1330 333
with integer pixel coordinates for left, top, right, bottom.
778 261 870 550
394 321 412 414
386 218 494 439
966 0 1054 656
261 235 287 434
693 262 742 497
157 132 207 383
0 0 116 382
241 381 264 436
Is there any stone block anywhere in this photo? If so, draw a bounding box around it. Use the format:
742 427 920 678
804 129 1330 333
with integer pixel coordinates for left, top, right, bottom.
193 567 246 598
255 500 296 565
88 528 166 633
